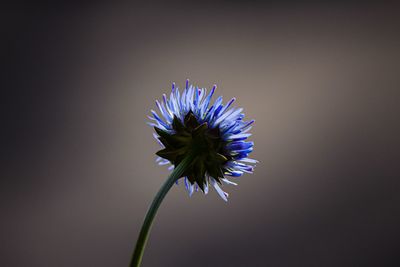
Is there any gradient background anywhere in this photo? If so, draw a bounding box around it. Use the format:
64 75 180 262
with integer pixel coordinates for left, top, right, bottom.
3 2 400 267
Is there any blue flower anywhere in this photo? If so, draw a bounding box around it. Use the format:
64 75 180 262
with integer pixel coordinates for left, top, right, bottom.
148 80 257 201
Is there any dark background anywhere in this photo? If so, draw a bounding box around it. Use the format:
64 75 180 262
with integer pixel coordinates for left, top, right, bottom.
2 2 400 267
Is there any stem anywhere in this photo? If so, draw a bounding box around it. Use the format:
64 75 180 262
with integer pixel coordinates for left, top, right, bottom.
130 153 195 267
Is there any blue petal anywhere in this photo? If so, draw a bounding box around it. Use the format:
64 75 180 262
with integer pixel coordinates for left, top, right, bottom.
225 170 243 177
201 85 216 117
221 178 237 186
227 141 254 151
211 178 228 201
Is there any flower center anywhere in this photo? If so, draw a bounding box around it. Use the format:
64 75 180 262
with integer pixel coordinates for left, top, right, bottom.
154 111 230 190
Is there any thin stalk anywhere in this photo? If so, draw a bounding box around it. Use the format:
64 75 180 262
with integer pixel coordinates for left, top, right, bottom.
130 153 195 267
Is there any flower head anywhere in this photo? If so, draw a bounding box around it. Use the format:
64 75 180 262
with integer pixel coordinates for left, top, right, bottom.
148 80 257 201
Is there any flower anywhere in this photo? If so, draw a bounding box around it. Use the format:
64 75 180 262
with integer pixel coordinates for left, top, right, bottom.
148 80 257 201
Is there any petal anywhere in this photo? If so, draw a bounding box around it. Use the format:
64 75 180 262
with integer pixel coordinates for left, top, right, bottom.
225 170 244 177
238 158 258 164
201 85 216 117
227 141 254 151
211 178 228 201
226 133 252 141
221 178 238 186
188 183 194 196
204 179 209 194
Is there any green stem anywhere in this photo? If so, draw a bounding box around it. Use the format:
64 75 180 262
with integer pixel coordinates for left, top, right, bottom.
130 153 196 267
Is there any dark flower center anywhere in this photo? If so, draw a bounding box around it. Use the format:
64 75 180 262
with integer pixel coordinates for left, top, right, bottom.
154 111 230 190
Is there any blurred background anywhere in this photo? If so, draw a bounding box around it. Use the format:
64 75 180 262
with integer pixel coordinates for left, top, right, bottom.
3 2 400 266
